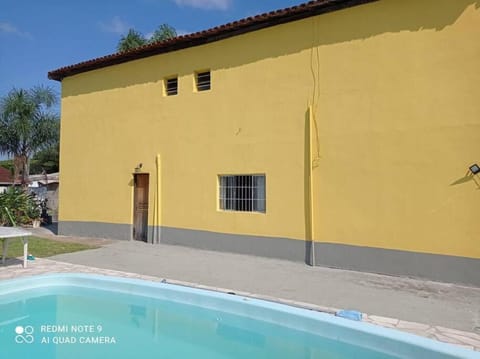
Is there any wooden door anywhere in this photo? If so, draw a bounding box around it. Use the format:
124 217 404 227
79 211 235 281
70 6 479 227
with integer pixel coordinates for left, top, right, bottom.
133 174 149 242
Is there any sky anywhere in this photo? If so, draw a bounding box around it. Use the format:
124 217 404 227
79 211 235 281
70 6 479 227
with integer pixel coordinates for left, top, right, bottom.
0 0 303 99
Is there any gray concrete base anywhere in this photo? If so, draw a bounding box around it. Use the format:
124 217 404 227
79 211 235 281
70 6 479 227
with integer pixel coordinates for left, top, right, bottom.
314 243 480 288
58 221 132 241
58 221 480 286
161 226 480 287
160 226 307 262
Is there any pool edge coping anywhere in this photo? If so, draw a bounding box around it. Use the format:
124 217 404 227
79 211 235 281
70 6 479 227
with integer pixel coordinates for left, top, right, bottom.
1 256 479 353
0 270 479 357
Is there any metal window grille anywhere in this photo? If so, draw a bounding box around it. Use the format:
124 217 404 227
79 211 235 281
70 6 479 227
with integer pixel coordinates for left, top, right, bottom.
219 175 266 213
196 71 211 91
165 77 178 96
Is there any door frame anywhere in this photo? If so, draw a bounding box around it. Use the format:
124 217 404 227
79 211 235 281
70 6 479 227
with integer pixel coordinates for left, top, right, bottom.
133 173 149 242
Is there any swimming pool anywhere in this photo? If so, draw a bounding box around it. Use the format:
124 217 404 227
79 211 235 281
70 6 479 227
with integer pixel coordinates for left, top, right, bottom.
0 274 477 358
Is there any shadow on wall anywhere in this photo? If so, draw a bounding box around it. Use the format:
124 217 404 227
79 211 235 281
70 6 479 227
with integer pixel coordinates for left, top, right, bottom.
62 0 479 98
450 171 480 189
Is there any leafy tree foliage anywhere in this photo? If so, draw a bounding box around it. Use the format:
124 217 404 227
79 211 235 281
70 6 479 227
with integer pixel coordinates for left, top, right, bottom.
117 24 177 52
0 86 59 185
0 187 40 226
117 28 147 52
30 142 59 174
150 24 177 43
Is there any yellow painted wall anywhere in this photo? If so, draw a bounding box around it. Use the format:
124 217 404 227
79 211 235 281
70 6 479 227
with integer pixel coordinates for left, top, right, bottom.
58 0 480 258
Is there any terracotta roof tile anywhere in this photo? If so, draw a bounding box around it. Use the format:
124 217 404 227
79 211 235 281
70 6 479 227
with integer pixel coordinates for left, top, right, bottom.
0 166 13 184
48 0 377 81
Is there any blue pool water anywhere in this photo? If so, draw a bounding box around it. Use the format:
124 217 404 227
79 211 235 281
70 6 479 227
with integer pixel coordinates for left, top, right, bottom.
0 274 477 359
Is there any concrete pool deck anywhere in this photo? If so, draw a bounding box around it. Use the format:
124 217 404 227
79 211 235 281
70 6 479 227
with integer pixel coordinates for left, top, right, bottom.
1 228 480 352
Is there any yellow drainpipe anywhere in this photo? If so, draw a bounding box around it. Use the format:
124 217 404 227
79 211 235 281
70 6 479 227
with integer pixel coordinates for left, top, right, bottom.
155 154 161 243
308 105 316 266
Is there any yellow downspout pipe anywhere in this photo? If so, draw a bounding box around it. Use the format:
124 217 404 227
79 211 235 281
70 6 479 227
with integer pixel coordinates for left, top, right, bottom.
155 154 161 244
308 105 316 266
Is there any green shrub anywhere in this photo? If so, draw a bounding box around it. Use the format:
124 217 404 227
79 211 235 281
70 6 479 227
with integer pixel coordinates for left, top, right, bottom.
0 187 40 226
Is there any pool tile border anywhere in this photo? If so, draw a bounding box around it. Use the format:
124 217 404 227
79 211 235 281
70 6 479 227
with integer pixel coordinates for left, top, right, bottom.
1 258 479 352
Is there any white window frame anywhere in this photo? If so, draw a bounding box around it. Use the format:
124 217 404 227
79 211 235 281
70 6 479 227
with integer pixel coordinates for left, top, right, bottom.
218 174 266 213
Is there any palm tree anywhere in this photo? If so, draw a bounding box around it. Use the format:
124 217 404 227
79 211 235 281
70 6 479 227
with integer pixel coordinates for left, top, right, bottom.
117 29 147 52
0 86 59 186
150 24 177 43
117 25 177 52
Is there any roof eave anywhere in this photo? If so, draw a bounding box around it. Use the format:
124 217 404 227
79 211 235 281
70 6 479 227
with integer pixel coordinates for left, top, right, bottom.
47 0 378 82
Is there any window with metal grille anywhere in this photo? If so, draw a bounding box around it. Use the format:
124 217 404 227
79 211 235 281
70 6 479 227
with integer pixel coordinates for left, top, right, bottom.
219 175 266 213
165 77 178 96
196 71 211 91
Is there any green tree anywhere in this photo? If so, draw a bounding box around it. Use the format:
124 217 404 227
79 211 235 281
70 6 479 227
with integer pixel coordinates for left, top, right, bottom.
150 24 177 43
0 86 59 185
30 141 59 174
117 28 147 52
117 24 177 52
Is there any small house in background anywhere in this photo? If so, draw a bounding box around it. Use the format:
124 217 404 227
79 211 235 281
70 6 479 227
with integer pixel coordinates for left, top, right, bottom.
0 166 14 193
29 172 59 222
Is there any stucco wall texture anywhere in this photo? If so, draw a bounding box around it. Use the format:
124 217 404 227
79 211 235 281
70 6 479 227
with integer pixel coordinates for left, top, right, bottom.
57 0 480 281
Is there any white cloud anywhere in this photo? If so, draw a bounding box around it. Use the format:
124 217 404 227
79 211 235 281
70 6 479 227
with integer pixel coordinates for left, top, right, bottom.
174 0 232 10
0 22 31 38
0 22 16 33
99 16 130 35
